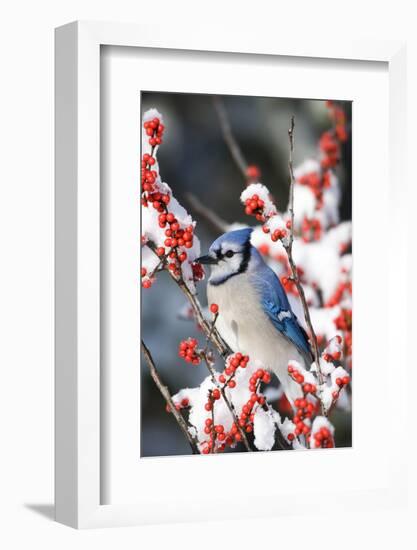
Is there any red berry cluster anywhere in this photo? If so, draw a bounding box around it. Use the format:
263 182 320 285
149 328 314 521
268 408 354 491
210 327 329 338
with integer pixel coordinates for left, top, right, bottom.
334 308 352 364
200 356 274 454
141 117 165 196
336 374 350 388
143 116 165 148
286 363 320 443
269 226 288 242
158 215 195 277
145 191 170 211
326 100 348 143
298 171 333 212
319 102 347 169
325 279 352 308
331 373 351 403
301 217 322 243
293 397 315 438
319 131 340 169
322 335 343 362
244 193 266 222
261 218 291 246
313 426 334 448
245 164 261 182
237 368 270 434
280 275 298 297
201 390 238 454
165 397 190 413
201 417 232 454
141 266 153 289
218 352 249 388
300 171 322 199
141 152 159 195
141 117 200 284
178 338 201 366
191 262 205 282
287 363 305 384
291 101 348 243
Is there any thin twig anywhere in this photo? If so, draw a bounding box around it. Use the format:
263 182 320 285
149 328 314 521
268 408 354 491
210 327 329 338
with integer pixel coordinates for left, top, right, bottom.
186 192 229 234
202 311 219 356
141 339 200 454
212 96 249 183
176 276 229 358
284 116 326 415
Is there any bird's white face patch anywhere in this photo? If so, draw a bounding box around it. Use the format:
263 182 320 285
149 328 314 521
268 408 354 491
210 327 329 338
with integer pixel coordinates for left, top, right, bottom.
220 241 243 254
208 240 247 285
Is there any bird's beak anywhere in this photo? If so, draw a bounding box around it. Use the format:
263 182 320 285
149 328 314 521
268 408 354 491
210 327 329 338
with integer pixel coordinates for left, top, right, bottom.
194 254 218 265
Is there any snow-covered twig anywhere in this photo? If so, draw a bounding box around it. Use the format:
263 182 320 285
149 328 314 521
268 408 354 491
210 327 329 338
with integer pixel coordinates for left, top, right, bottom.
141 339 200 454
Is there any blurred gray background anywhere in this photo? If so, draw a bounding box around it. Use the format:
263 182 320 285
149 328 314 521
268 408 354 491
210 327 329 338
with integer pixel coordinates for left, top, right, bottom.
140 92 352 456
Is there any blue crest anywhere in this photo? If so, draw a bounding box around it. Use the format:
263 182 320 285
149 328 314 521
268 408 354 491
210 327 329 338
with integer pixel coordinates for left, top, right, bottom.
209 227 253 252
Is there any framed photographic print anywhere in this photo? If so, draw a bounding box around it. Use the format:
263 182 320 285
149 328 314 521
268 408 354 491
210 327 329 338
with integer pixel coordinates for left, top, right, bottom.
55 21 407 528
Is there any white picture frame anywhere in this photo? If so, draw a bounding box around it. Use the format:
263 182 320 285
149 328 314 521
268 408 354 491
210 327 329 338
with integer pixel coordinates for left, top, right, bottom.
55 21 407 529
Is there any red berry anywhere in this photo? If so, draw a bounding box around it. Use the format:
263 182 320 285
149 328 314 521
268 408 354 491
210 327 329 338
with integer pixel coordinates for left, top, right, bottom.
246 165 261 179
210 303 219 314
212 389 221 400
262 372 271 384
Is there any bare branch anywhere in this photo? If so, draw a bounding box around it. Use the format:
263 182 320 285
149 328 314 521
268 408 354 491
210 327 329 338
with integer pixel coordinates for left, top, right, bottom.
212 96 249 183
141 339 200 454
284 116 326 415
185 192 229 234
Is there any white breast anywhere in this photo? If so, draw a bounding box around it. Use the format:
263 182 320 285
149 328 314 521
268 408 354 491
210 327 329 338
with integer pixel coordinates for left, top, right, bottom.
208 274 305 402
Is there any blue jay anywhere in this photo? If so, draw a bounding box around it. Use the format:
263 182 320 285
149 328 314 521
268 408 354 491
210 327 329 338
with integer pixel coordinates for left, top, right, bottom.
196 227 313 403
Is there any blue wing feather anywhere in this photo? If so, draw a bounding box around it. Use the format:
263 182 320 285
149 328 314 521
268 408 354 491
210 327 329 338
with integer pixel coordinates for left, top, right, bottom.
249 249 312 360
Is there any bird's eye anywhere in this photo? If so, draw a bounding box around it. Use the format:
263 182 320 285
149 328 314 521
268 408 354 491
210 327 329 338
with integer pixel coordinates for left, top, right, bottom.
225 250 234 258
